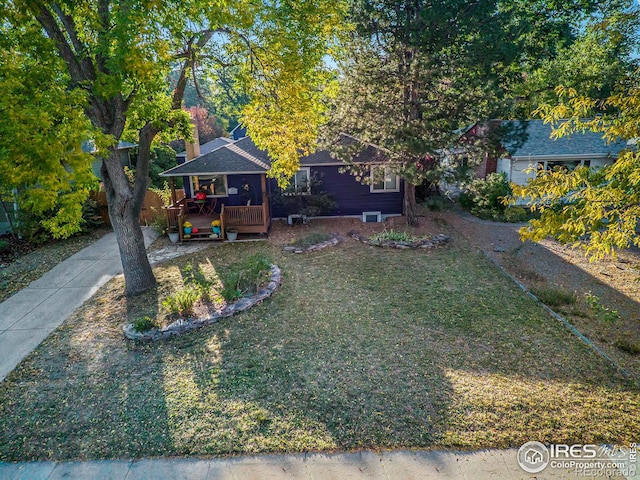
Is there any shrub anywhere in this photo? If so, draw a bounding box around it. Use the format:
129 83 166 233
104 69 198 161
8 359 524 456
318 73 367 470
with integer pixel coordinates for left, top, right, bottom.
532 286 577 307
80 197 104 232
133 316 159 332
615 340 640 356
219 271 243 303
162 286 201 316
424 196 444 211
462 173 512 220
503 206 528 223
585 292 619 323
149 210 168 235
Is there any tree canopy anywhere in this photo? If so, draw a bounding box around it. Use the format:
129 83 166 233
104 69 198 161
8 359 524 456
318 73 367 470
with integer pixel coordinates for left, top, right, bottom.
0 17 97 238
1 0 346 295
323 0 620 225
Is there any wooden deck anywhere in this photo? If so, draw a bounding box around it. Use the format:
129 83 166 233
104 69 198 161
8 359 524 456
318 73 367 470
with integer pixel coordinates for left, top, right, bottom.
165 199 270 242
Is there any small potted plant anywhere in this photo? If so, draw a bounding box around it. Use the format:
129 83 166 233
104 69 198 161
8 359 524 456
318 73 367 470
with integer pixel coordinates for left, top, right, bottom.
226 227 238 242
211 219 221 235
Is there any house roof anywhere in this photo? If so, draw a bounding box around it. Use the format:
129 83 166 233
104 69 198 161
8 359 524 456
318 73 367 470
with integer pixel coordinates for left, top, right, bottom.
162 137 268 176
161 135 387 177
176 137 232 158
501 120 628 159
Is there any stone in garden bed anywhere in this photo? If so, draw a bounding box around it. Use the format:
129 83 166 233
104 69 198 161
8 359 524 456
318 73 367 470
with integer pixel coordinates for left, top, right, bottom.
283 235 341 254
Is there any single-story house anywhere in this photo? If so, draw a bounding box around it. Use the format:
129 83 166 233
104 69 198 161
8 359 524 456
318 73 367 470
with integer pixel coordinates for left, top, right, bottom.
441 119 629 201
160 134 404 241
495 120 628 185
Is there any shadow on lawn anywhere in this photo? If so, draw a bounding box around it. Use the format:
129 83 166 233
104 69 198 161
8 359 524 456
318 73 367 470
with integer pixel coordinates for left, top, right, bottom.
0 286 174 461
0 240 638 461
169 243 639 452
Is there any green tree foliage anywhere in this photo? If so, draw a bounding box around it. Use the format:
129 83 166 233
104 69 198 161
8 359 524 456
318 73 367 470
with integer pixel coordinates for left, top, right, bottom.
2 1 345 296
513 71 640 260
0 19 97 239
325 0 609 226
513 6 639 117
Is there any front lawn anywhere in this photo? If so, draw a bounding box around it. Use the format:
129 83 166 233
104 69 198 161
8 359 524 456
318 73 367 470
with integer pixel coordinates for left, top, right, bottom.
0 238 637 461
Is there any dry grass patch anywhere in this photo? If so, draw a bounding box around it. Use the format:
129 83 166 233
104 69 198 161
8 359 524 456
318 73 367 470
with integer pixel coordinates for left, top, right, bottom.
0 240 638 461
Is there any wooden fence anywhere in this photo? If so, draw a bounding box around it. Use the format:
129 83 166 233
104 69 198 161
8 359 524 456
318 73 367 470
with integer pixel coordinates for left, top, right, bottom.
91 189 185 226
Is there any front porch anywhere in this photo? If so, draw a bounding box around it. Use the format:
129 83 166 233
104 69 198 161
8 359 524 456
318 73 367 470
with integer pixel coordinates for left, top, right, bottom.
165 196 271 242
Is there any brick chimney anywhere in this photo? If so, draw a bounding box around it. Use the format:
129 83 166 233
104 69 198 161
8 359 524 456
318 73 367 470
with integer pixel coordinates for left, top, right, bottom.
185 121 201 161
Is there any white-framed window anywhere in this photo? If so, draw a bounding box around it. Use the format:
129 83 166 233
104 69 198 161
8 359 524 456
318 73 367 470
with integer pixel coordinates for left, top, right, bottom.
191 174 228 197
370 166 400 193
536 159 591 174
284 167 311 195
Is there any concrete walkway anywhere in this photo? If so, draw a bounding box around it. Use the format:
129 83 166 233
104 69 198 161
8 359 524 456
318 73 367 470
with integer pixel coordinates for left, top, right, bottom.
3 448 632 480
0 228 158 382
0 230 635 480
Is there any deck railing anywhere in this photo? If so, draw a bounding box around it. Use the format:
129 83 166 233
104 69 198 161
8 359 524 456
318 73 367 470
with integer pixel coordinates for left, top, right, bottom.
223 205 264 226
165 198 188 240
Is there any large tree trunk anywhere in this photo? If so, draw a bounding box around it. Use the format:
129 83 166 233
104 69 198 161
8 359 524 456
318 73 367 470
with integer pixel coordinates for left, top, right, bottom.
404 181 418 227
102 151 156 297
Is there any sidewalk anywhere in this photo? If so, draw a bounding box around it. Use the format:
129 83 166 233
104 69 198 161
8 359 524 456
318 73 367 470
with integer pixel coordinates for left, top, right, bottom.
2 448 628 480
0 228 158 382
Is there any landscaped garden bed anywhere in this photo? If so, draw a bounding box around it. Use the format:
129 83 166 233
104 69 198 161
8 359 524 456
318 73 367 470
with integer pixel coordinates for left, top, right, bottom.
283 231 340 253
0 239 637 461
124 263 281 341
351 229 450 249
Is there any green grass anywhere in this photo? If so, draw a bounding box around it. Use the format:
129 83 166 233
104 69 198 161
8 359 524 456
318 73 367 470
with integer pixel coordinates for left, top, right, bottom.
0 240 638 461
531 286 577 307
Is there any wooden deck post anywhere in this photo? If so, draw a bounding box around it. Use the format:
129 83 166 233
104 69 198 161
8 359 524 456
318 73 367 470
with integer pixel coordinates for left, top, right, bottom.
170 177 177 205
261 174 269 230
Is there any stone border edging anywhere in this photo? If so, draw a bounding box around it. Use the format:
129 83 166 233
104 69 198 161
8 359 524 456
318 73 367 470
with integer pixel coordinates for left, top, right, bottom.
283 236 340 254
350 232 451 250
123 265 282 341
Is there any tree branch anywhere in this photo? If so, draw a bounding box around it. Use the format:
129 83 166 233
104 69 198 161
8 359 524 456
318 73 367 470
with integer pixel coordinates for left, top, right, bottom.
32 4 86 86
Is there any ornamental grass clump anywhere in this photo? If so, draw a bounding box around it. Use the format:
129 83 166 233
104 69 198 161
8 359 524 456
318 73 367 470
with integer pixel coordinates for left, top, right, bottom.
219 254 271 303
162 285 201 317
370 229 417 244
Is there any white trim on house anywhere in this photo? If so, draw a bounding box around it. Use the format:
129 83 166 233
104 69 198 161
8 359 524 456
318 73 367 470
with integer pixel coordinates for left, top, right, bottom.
190 174 229 198
512 153 614 161
370 166 400 193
